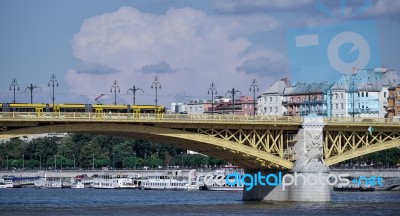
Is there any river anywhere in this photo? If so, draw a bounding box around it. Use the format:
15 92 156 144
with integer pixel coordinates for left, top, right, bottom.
0 189 399 215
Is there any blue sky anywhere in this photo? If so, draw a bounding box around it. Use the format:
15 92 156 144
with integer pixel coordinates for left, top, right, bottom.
1 0 399 108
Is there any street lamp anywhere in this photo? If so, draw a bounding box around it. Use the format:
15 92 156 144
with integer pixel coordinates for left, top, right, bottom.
249 79 259 116
208 82 217 115
134 152 137 170
39 155 41 170
6 156 9 170
181 151 184 170
25 83 42 104
22 154 24 169
112 153 115 170
225 88 241 115
110 80 120 105
92 154 95 170
127 85 144 106
151 76 162 113
73 154 76 170
48 74 59 109
9 78 20 103
54 155 57 170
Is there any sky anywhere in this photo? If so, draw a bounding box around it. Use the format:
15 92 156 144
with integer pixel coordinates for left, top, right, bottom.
0 0 399 108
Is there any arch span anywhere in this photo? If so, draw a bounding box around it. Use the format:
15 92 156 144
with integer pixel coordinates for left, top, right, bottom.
0 123 293 169
325 139 400 165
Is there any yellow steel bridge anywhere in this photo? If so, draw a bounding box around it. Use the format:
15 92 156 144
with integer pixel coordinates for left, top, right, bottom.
1 112 399 169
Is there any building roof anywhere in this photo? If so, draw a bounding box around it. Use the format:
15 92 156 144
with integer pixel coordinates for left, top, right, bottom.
283 82 332 96
261 78 290 95
331 67 399 92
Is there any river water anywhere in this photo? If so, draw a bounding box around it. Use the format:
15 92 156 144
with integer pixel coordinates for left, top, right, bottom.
0 189 399 215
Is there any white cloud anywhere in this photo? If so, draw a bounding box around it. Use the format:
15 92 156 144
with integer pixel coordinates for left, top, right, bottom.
67 6 285 106
213 0 313 14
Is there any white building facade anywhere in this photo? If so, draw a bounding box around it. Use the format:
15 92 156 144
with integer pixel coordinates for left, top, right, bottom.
258 78 290 116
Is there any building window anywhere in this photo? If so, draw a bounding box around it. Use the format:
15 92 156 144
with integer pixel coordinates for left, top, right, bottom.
384 92 387 98
358 92 360 97
275 97 278 102
270 107 272 112
366 92 368 97
275 107 278 113
298 97 300 102
340 93 344 99
335 94 338 99
361 92 364 97
335 104 338 110
250 105 252 109
341 103 344 109
270 97 272 102
245 104 247 109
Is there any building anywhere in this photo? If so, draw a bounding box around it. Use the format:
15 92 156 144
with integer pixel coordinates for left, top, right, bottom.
331 67 398 118
283 82 333 116
170 102 187 114
386 85 400 118
211 96 255 116
258 78 290 116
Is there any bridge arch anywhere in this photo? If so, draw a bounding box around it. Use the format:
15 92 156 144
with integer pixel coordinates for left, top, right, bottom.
0 123 293 169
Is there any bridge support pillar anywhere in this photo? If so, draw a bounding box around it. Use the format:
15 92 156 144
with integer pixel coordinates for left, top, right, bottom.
243 115 331 202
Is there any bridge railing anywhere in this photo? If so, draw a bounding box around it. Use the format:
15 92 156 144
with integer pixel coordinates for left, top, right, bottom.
0 112 304 124
323 117 400 125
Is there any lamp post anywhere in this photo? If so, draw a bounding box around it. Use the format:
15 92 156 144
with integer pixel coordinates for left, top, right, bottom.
110 80 120 105
127 85 144 106
48 74 59 109
151 76 161 113
6 156 9 170
249 79 259 116
92 154 95 170
328 91 333 117
112 153 115 170
22 154 24 169
73 154 76 170
181 151 184 170
134 153 137 170
225 88 241 115
9 78 20 103
54 155 57 170
208 82 217 115
25 83 42 104
39 155 41 170
351 73 356 122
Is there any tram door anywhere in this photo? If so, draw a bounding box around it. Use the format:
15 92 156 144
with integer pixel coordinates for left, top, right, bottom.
35 108 43 117
95 108 103 118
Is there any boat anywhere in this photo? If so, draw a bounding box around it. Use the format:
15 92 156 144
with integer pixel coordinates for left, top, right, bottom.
142 170 199 191
333 184 375 192
0 179 6 189
70 181 85 189
201 166 244 192
2 176 39 188
34 175 62 189
91 174 138 189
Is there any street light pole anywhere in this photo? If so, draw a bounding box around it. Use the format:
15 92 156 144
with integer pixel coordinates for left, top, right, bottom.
208 82 217 115
151 76 161 113
39 155 41 170
92 154 95 170
54 155 57 170
7 156 9 170
73 154 76 170
48 74 59 109
110 80 120 105
225 88 241 115
22 154 24 169
134 153 137 170
112 153 115 170
9 78 20 103
127 85 144 105
181 151 184 170
249 79 259 116
25 83 42 104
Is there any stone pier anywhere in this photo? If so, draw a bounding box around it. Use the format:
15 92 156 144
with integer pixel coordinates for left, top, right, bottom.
243 115 331 202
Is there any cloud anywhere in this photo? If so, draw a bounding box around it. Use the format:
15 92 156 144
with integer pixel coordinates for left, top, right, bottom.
139 61 178 74
213 0 313 14
75 62 118 75
67 6 284 106
236 57 289 77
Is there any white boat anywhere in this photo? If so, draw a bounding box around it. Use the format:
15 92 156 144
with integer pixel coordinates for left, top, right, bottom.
91 174 137 189
0 179 6 189
201 167 244 192
70 181 85 189
142 170 199 191
34 175 62 189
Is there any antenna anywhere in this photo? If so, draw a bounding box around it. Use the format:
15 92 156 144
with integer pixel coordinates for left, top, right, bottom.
95 94 105 105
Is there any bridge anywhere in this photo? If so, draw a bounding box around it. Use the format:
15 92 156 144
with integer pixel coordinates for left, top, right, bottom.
1 112 399 169
2 112 400 201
